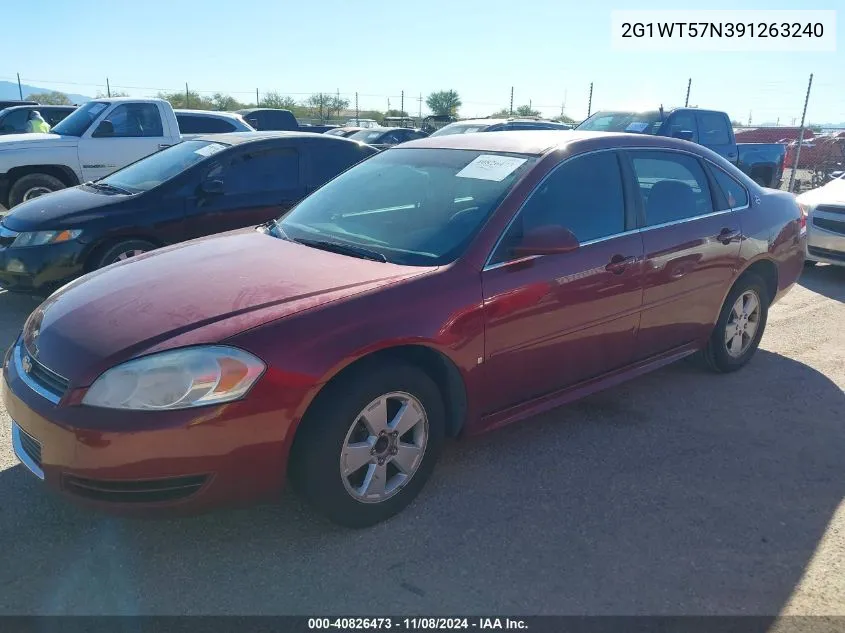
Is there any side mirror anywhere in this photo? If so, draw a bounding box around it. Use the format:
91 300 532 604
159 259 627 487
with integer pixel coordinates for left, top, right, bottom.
672 129 694 141
512 225 579 258
200 179 225 195
92 120 114 138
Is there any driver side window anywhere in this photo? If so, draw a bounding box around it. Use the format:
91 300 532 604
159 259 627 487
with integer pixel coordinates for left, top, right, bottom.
490 151 626 264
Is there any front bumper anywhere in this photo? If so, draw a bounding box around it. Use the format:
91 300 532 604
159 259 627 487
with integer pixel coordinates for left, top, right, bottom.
806 222 845 267
0 240 87 293
3 342 298 515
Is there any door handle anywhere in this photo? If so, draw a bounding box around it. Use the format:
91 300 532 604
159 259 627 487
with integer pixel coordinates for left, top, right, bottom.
716 228 741 245
727 152 737 159
605 254 636 274
158 143 172 149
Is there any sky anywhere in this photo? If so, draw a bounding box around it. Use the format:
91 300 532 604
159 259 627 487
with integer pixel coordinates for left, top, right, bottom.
1 0 842 124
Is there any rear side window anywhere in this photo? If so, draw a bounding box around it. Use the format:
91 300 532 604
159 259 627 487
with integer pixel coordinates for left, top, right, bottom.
308 143 373 187
222 147 300 194
710 166 749 210
491 151 626 263
177 115 236 134
630 151 713 226
698 112 731 145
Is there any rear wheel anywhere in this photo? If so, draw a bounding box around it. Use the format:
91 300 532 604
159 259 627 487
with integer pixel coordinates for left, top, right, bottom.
700 273 769 373
289 363 444 528
94 239 157 269
8 173 65 207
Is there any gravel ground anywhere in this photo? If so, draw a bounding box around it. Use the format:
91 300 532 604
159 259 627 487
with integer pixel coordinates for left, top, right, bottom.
0 266 844 616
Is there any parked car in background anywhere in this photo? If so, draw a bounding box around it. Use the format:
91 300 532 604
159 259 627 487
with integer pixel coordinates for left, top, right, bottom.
0 132 377 294
383 116 417 128
796 171 845 267
175 110 255 137
236 108 336 133
0 105 76 134
577 108 787 188
344 118 381 129
0 100 38 110
0 97 184 208
430 118 572 137
348 127 428 149
325 127 363 137
3 131 804 527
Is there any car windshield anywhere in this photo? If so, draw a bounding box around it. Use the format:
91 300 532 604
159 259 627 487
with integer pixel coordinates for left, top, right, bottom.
97 140 229 194
276 148 536 266
576 111 663 134
430 123 492 137
349 130 386 142
51 101 111 136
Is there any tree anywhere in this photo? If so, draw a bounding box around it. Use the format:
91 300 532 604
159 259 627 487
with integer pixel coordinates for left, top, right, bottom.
355 110 384 123
261 92 298 110
385 109 409 118
95 90 129 98
515 104 540 117
426 90 461 116
555 114 577 125
25 91 72 105
156 90 215 110
303 93 350 121
211 92 245 111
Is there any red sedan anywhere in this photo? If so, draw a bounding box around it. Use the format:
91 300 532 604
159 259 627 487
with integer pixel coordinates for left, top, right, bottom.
3 131 806 527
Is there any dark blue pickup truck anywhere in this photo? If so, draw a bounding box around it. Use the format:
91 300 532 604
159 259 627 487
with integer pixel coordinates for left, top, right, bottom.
235 108 337 134
577 107 787 188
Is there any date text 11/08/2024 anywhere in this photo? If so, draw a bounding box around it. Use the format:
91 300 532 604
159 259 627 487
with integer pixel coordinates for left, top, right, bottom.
307 618 528 630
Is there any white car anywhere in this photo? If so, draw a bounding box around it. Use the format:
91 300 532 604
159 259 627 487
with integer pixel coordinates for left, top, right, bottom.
797 173 845 267
344 118 381 129
174 110 255 137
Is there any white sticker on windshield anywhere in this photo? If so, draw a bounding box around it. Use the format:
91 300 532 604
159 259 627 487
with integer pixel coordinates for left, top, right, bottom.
625 121 650 132
456 155 527 182
194 143 227 157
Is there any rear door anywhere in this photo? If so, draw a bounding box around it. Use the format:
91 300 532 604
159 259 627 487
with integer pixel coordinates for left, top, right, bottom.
696 111 737 163
77 102 169 181
481 150 644 414
626 149 742 359
184 144 305 238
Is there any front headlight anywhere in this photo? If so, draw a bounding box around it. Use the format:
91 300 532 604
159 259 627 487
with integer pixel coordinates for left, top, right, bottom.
12 229 82 248
82 346 266 410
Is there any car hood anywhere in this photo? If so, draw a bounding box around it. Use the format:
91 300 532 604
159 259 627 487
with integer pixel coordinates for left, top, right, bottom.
0 133 77 150
798 178 845 206
24 230 432 386
1 185 128 230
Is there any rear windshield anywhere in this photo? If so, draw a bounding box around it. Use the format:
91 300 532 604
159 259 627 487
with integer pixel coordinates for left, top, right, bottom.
349 130 386 142
430 123 491 137
577 111 663 134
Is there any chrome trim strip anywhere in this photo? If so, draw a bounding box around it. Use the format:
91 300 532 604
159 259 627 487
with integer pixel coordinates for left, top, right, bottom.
638 208 734 233
13 344 61 404
12 422 45 480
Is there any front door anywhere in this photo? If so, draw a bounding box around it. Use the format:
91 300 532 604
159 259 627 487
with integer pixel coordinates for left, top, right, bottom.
481 150 644 415
696 111 737 164
184 145 306 239
77 102 170 181
626 149 743 358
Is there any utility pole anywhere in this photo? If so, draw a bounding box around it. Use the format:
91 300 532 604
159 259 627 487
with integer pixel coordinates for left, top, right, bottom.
587 82 593 118
186 83 190 108
401 90 404 115
106 78 111 98
355 92 359 123
788 73 814 193
320 94 324 123
256 88 259 107
685 78 691 107
509 86 514 116
418 93 422 120
16 73 22 100
748 110 752 126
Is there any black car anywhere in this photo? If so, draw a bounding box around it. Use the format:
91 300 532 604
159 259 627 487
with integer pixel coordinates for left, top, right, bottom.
0 105 77 134
347 127 428 149
429 117 572 137
0 132 377 294
0 100 38 110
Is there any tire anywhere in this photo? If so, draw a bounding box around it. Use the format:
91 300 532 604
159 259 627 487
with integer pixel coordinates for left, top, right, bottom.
289 363 445 528
700 273 769 373
94 239 157 269
8 173 65 207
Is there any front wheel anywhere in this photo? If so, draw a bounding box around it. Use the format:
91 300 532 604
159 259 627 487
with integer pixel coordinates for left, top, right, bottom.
8 173 65 207
700 273 769 373
94 239 156 269
289 363 445 528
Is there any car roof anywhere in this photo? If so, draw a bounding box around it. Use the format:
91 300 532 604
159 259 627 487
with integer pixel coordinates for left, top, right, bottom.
0 104 75 112
174 109 245 119
399 130 707 156
192 130 371 146
235 108 294 115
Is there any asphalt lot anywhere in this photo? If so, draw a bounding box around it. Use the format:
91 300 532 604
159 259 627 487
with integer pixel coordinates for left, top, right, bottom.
0 267 844 616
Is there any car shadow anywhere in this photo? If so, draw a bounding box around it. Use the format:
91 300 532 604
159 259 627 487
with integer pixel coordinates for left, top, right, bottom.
799 264 845 302
0 290 39 354
0 349 843 616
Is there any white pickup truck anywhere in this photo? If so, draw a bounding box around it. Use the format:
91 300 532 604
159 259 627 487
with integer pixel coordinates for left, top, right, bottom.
0 98 185 208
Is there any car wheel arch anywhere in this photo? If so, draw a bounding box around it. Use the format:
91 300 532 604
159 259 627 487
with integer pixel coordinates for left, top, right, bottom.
710 257 778 329
294 343 469 441
83 235 165 273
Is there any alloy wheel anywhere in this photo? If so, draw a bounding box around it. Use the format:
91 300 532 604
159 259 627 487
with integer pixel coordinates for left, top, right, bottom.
724 289 761 358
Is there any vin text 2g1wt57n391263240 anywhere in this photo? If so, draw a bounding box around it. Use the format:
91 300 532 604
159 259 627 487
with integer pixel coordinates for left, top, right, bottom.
4 130 805 527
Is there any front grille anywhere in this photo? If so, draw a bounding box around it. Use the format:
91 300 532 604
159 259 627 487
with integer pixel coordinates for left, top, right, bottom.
817 205 845 216
812 216 845 236
808 246 845 262
17 343 69 402
26 353 69 395
63 474 208 503
17 425 42 468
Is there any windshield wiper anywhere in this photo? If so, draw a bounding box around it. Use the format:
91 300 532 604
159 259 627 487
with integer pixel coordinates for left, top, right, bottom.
292 237 387 262
88 182 133 195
